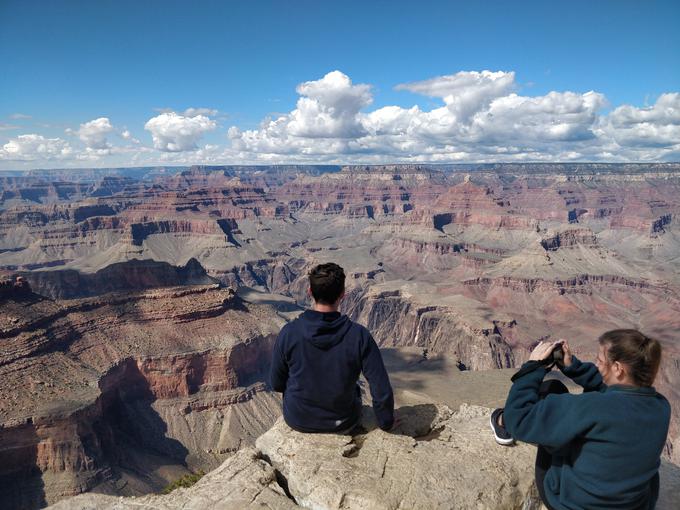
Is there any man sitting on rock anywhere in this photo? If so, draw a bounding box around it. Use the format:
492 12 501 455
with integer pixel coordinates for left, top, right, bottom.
270 262 395 433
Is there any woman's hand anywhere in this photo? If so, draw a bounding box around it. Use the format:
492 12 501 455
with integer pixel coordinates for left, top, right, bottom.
529 340 560 362
558 339 573 367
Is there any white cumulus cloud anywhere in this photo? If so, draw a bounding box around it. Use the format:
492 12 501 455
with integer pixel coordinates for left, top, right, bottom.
288 70 372 138
229 69 625 162
396 70 515 121
71 117 114 150
144 112 217 152
229 70 373 157
120 129 141 144
469 90 607 144
2 71 678 168
0 134 73 161
599 93 680 148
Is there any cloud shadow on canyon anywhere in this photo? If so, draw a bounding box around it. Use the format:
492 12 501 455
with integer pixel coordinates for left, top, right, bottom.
380 348 450 392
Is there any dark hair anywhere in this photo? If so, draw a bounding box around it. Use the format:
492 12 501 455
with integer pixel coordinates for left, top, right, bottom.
309 263 345 305
598 329 662 387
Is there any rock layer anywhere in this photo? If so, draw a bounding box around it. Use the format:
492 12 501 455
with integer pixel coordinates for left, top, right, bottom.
344 284 515 370
2 163 680 504
48 448 297 510
0 284 286 509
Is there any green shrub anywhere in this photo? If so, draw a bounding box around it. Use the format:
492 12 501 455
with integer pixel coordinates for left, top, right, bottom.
161 470 206 494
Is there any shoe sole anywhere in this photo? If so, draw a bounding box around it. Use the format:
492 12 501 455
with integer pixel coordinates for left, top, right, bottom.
489 413 515 446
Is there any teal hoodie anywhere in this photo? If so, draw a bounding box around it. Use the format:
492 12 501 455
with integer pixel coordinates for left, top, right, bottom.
504 357 670 510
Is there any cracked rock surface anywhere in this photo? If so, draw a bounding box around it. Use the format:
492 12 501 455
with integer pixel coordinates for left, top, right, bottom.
49 403 680 510
257 403 539 510
48 448 297 510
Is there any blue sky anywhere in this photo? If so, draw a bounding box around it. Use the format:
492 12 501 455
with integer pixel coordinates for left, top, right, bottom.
1 0 679 169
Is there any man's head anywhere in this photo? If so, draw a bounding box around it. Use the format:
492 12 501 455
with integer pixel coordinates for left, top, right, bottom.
308 263 345 306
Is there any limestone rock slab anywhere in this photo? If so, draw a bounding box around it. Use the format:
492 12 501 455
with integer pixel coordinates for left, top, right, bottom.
48 448 297 510
48 403 680 510
256 404 539 510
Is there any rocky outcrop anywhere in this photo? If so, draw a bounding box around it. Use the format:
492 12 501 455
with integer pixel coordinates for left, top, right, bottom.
464 274 670 297
257 404 539 510
72 205 117 223
277 166 447 221
48 448 297 510
48 403 680 509
90 176 139 197
0 181 91 205
344 287 515 370
127 219 240 246
388 238 506 257
0 276 32 300
658 353 680 466
22 258 216 299
540 229 597 251
378 237 504 272
216 258 302 293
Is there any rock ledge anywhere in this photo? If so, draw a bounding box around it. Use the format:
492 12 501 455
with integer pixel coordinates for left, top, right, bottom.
50 403 680 510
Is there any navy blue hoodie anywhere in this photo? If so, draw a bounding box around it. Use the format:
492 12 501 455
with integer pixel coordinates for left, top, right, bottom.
270 309 395 432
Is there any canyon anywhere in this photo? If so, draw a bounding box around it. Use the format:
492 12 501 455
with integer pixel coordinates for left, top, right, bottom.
0 280 286 508
1 163 680 508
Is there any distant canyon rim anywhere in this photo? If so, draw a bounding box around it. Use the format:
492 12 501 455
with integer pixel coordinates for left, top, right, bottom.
1 162 679 509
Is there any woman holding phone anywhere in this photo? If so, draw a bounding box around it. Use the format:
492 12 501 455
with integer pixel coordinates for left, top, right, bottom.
490 330 670 510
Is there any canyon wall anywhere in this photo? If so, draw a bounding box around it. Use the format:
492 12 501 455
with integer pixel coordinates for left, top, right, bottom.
344 286 515 370
0 283 286 509
2 163 680 507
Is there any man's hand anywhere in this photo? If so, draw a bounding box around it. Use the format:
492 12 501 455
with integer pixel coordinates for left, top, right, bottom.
529 340 560 362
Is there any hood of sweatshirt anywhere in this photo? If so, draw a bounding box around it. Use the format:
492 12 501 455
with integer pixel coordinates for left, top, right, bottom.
300 309 353 350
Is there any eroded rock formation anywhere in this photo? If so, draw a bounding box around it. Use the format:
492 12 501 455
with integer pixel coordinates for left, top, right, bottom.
2 163 680 506
49 404 680 510
344 284 515 370
0 284 286 509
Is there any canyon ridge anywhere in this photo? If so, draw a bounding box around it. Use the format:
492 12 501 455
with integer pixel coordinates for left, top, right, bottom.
1 163 679 508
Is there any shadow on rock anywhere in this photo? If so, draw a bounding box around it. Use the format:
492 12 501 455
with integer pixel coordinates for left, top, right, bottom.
381 348 448 376
0 423 47 510
100 360 189 461
658 460 680 509
357 403 444 439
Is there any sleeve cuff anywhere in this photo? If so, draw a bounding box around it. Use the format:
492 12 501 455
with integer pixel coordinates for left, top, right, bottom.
560 356 582 376
511 361 548 382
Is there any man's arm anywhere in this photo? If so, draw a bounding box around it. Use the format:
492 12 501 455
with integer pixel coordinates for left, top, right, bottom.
560 356 606 393
361 332 394 431
503 364 597 449
269 329 289 393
